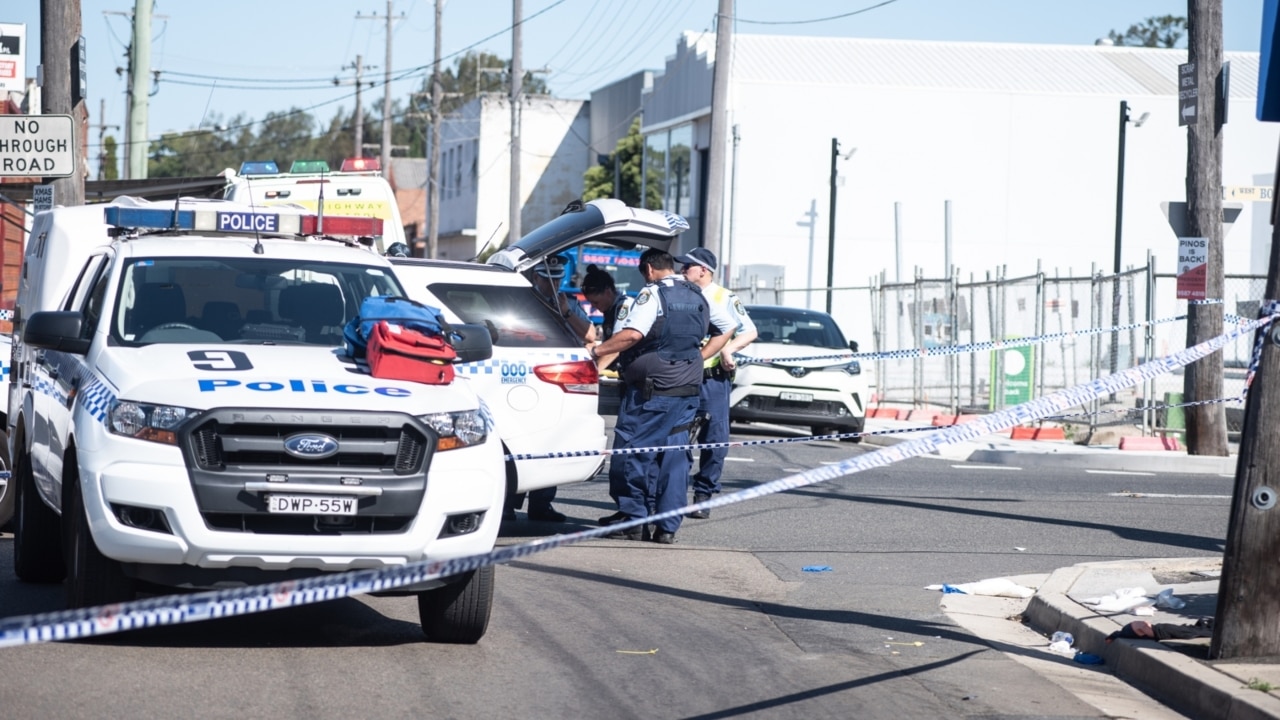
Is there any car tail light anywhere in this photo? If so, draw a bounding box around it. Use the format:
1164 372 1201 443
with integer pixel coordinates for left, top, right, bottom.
534 360 599 394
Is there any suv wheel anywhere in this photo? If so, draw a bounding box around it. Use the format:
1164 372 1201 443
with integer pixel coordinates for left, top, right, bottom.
64 473 135 608
13 452 66 583
417 565 494 644
0 429 13 529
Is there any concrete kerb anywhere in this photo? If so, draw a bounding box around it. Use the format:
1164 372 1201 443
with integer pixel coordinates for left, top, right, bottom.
1023 559 1280 720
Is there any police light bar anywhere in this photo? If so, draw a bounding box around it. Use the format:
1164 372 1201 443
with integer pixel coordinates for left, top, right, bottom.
301 215 383 236
238 160 280 175
290 160 330 174
339 157 380 172
104 207 383 237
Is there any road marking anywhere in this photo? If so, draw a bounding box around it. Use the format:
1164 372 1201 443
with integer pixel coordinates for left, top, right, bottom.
1108 492 1231 499
1086 469 1156 476
725 457 754 463
950 464 1022 471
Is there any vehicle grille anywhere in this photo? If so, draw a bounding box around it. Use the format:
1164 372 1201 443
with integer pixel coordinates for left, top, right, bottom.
748 396 852 418
187 415 430 474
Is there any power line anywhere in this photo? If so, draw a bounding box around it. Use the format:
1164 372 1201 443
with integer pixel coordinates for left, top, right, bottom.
737 0 901 26
160 70 342 83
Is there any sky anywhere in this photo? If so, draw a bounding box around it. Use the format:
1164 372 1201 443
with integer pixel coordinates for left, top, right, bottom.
4 0 1269 146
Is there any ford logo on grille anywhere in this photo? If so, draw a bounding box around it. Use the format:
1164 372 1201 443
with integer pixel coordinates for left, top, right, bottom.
789 366 810 378
283 433 340 459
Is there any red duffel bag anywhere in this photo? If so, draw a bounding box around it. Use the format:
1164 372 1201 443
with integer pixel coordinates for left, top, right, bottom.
366 320 457 384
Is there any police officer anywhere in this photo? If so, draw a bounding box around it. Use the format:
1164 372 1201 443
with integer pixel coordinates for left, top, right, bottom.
674 247 757 519
589 249 734 544
505 253 595 523
580 264 631 373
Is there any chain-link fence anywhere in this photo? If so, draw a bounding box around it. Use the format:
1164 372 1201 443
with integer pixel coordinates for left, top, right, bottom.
734 266 1265 435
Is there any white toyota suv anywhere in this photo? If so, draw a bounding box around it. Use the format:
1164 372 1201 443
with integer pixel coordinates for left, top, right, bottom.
9 197 503 642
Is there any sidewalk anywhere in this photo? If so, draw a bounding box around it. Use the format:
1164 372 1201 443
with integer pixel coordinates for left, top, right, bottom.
860 415 1238 475
858 416 1280 717
1022 558 1280 720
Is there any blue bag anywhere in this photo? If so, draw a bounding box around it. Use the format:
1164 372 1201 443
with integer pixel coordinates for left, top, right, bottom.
344 295 449 359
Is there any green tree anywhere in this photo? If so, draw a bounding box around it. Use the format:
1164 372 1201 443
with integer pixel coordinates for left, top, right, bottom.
582 118 661 209
100 135 119 180
1107 15 1187 48
416 51 552 117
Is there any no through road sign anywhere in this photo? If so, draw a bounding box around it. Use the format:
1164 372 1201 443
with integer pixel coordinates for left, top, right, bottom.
0 115 74 177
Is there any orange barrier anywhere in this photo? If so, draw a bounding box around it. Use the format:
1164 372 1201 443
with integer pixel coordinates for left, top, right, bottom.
1010 426 1067 441
1118 436 1182 451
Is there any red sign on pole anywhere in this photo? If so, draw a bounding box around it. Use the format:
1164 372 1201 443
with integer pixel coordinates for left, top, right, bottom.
1176 236 1208 300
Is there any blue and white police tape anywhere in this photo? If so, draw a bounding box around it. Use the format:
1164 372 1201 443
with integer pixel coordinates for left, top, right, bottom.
0 308 12 321
503 424 944 462
1 311 1272 648
737 312 1189 367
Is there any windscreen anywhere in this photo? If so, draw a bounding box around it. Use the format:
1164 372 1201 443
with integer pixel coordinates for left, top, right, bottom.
428 282 581 349
746 306 848 348
113 257 404 346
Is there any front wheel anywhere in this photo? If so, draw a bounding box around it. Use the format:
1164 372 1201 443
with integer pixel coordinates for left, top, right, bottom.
0 429 14 529
13 452 65 583
64 473 135 608
417 565 494 644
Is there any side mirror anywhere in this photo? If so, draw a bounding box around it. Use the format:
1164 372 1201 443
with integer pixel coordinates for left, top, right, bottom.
24 311 90 354
849 340 859 353
449 323 494 363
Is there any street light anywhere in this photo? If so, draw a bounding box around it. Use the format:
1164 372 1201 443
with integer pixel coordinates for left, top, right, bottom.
826 139 856 314
1113 100 1149 274
1109 100 1148 389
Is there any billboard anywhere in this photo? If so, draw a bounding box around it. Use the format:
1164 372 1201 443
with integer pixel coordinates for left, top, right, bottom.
0 23 25 95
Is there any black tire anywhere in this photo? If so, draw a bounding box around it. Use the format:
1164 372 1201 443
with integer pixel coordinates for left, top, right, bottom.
417 565 494 644
13 452 65 583
0 429 14 529
64 472 135 608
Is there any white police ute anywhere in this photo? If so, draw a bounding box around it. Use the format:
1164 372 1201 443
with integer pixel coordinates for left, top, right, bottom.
8 197 504 643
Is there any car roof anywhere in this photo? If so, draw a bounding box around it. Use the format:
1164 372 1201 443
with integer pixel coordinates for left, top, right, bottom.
745 304 837 320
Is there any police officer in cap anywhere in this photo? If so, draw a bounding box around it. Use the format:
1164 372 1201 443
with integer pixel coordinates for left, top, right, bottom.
590 248 735 544
674 246 757 518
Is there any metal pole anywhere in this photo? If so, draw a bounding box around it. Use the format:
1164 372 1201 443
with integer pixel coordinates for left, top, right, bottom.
893 201 903 283
1114 100 1129 275
726 123 740 282
127 0 150 179
509 0 523 244
944 199 953 280
380 0 394 175
826 137 838 314
704 0 733 257
428 1 442 258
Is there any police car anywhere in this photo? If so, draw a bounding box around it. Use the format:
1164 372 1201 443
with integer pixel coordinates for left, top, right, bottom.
8 197 504 643
485 199 689 420
388 258 607 500
731 305 868 440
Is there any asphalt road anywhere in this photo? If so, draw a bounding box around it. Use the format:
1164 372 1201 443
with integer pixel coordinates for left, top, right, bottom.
0 426 1231 718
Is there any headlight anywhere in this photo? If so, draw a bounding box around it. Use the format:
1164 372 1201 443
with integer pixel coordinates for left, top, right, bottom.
420 409 489 451
842 360 862 375
108 401 200 445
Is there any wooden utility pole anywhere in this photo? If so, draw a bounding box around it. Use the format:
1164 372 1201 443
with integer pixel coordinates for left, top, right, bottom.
335 55 370 159
509 0 523 246
41 0 86 206
428 0 442 259
1213 152 1280 659
126 0 149 180
357 2 403 173
704 0 733 255
90 98 120 181
1182 0 1228 456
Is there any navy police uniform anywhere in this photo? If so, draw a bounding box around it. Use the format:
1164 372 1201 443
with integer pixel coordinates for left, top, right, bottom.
607 276 730 537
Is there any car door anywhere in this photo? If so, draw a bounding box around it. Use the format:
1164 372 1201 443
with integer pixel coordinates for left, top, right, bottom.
485 198 686 274
40 253 111 506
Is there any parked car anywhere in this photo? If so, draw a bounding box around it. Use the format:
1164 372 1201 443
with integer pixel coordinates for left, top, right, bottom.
486 198 686 419
731 305 868 440
389 258 607 498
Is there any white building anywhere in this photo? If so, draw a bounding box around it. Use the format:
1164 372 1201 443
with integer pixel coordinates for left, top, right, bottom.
435 94 590 260
589 32 1277 341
